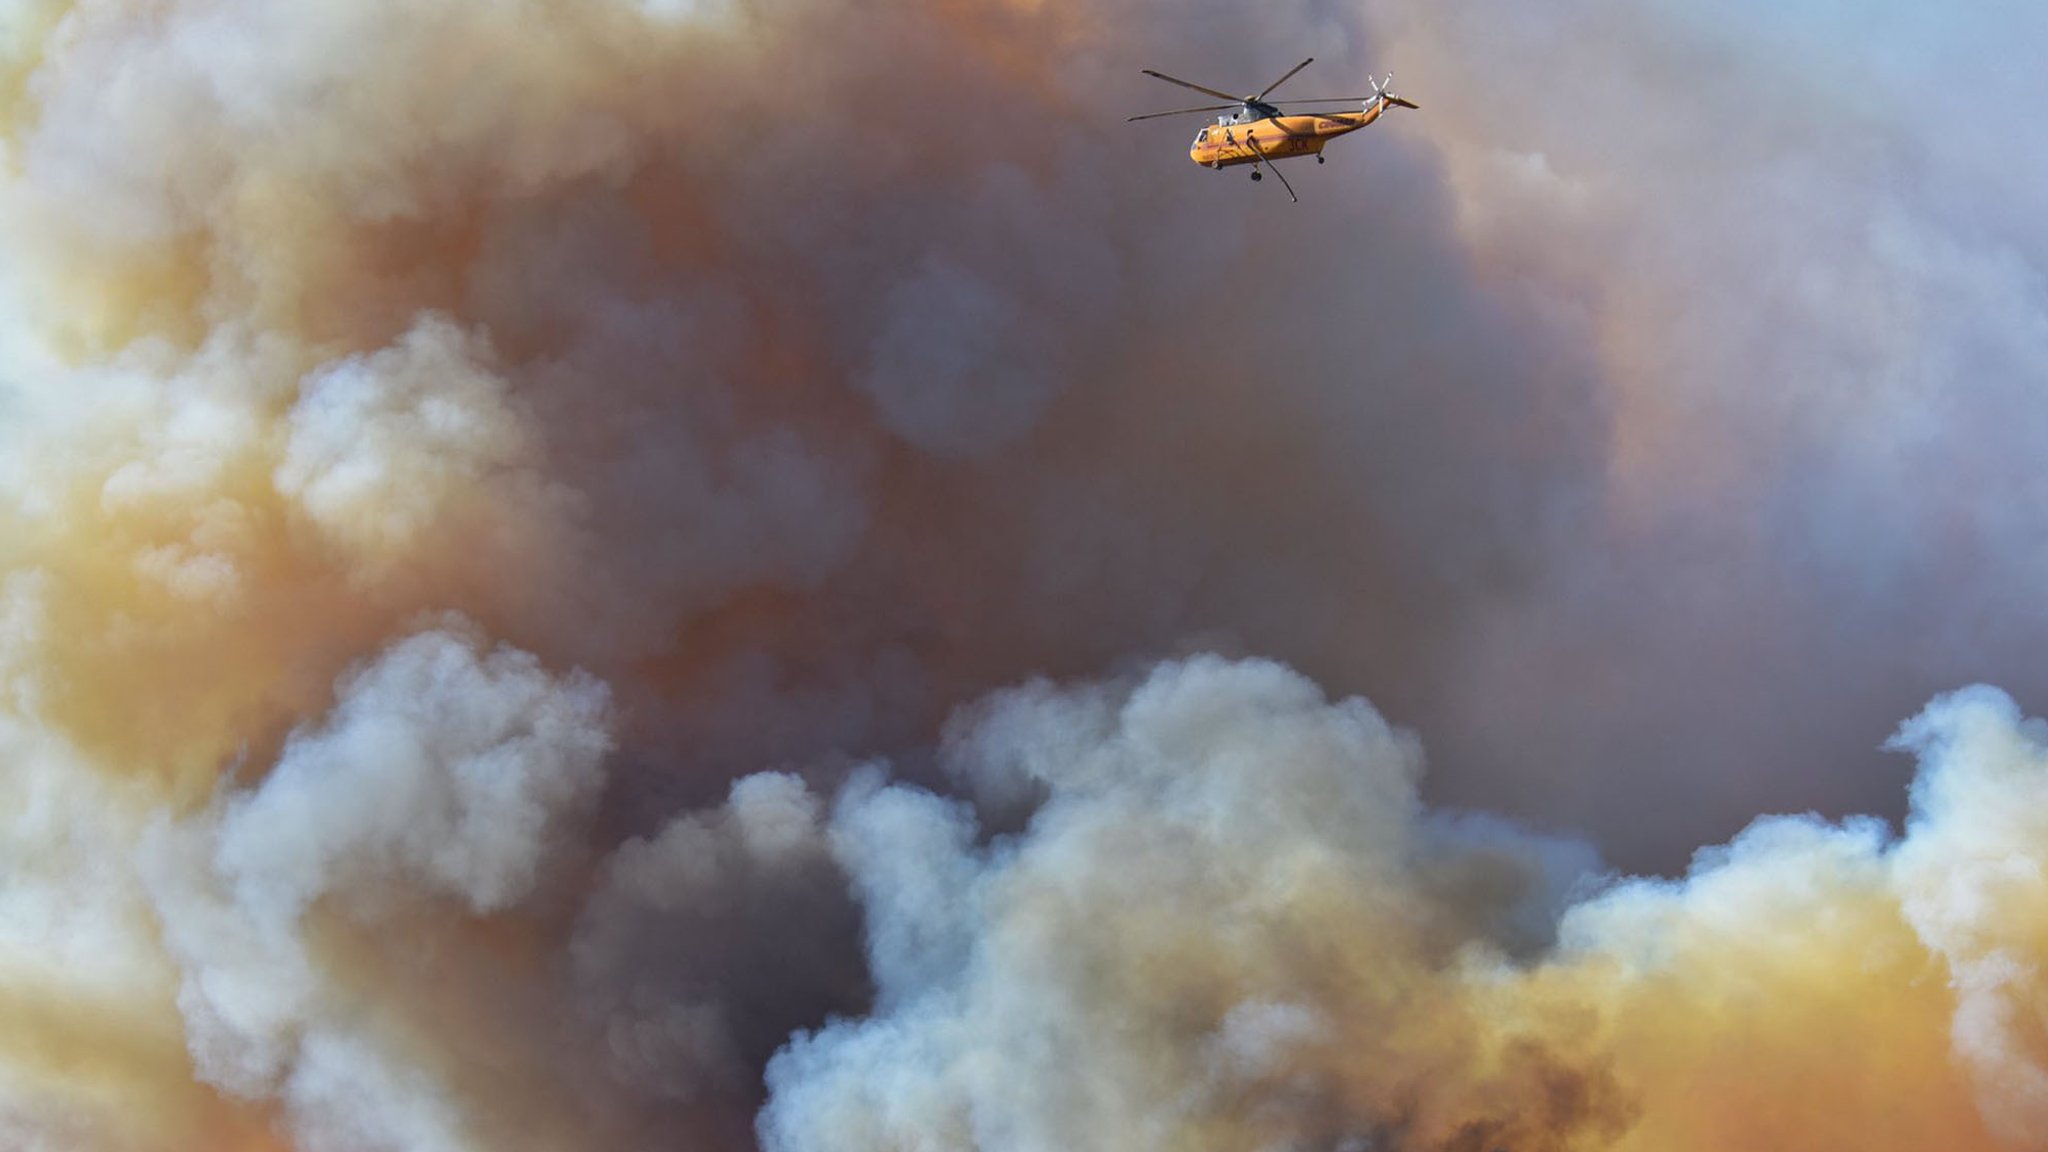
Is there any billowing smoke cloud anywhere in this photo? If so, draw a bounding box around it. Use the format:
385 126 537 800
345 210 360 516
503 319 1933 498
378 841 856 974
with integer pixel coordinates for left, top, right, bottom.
144 625 610 1150
1 0 2046 1148
756 666 2048 1151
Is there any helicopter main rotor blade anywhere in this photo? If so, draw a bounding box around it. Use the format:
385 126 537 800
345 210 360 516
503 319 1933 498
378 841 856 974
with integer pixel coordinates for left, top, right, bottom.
1140 69 1241 103
1126 103 1238 122
1266 97 1377 106
1256 57 1315 100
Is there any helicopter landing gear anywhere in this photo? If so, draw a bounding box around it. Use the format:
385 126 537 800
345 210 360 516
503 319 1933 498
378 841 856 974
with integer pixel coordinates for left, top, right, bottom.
1250 170 1263 182
1316 155 1326 165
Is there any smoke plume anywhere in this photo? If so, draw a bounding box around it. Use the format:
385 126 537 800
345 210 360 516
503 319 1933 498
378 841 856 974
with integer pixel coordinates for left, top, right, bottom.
1 0 2045 1148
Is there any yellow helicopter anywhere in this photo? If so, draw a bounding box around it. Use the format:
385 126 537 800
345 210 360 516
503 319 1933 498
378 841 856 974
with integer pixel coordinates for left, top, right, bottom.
1129 58 1418 202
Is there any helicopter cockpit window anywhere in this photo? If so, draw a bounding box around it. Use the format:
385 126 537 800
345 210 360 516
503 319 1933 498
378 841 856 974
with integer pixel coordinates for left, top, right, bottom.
1195 127 1210 144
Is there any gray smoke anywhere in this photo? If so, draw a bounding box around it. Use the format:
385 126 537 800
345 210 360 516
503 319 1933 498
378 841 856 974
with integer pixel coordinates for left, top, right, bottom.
0 0 2045 1149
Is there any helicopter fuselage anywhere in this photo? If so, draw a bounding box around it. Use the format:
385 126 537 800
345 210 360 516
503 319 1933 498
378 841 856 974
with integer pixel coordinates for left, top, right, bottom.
1189 104 1385 169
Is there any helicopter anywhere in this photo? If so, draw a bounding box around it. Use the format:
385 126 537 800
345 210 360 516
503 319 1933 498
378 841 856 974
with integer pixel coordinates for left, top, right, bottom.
1128 58 1418 202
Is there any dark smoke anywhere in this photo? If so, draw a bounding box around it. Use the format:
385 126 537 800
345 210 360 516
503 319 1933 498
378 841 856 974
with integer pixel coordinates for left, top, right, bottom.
1 0 2046 1149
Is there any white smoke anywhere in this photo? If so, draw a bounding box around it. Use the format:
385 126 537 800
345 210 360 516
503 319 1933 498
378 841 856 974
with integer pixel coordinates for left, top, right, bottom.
0 1 2045 1150
1890 687 2048 1144
752 662 2048 1150
275 315 555 570
761 657 1601 1152
143 624 609 1149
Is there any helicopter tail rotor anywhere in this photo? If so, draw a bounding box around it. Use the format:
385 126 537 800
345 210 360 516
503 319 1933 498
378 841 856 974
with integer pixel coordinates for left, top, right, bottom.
1368 74 1420 112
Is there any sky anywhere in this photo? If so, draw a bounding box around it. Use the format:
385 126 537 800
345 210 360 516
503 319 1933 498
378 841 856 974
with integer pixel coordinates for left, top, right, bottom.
1 0 2047 1149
